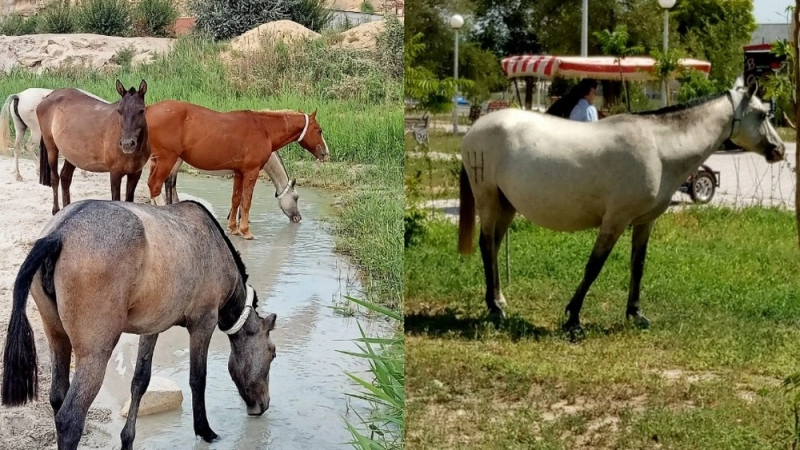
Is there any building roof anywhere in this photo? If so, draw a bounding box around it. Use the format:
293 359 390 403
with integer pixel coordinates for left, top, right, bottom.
749 23 793 45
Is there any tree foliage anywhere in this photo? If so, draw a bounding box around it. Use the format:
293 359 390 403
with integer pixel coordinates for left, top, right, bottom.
190 0 288 40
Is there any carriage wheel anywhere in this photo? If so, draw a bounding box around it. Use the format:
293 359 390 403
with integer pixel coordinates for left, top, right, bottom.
690 171 716 204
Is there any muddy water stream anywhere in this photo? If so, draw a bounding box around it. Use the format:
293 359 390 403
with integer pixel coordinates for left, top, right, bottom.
92 175 389 449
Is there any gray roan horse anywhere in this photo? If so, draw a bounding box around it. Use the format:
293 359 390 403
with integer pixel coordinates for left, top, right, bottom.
37 80 150 215
1 200 278 450
458 78 785 334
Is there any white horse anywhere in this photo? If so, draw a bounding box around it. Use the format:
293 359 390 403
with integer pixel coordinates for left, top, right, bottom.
458 78 785 335
0 88 106 181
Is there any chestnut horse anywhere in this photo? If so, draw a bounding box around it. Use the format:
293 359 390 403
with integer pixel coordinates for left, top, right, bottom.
2 199 278 450
146 100 329 239
37 80 150 215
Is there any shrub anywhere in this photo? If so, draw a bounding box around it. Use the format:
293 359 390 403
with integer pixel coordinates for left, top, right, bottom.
76 0 132 36
133 0 178 37
38 3 77 34
189 0 289 41
360 0 375 14
287 0 331 33
0 13 39 36
376 17 403 81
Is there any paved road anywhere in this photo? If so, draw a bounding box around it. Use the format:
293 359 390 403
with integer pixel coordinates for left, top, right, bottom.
420 142 799 220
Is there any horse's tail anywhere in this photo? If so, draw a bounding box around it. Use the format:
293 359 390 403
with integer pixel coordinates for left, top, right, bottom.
458 164 475 255
2 235 62 406
39 138 50 186
0 94 16 149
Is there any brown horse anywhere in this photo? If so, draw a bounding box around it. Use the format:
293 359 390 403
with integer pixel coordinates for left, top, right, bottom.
37 80 150 215
146 100 329 239
2 199 278 450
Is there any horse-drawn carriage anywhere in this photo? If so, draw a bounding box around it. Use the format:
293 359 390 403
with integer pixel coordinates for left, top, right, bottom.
498 54 720 203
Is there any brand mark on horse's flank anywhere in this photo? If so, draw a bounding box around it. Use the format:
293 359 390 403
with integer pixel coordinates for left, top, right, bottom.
467 151 485 182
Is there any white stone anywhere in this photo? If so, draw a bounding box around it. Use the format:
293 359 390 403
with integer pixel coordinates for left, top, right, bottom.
120 376 183 417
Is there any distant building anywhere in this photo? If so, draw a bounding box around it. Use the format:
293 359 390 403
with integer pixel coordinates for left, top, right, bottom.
749 23 793 46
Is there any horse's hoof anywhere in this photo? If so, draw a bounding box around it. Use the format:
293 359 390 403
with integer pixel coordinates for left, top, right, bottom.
200 430 219 443
628 313 650 329
562 321 584 341
242 232 255 240
229 229 241 236
14 173 22 182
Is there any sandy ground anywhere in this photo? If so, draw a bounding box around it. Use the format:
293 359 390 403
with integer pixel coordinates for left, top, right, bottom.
0 154 151 449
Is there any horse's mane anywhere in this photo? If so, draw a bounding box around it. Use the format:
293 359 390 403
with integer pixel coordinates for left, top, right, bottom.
182 200 256 307
256 109 302 115
633 91 728 116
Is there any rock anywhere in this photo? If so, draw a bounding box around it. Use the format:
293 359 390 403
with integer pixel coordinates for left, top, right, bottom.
0 34 174 74
229 20 321 53
120 376 183 417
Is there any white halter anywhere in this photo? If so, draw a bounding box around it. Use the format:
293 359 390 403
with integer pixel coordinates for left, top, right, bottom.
222 285 254 335
275 182 292 199
296 114 309 143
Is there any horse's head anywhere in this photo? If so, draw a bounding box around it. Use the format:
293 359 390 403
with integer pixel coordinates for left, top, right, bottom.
115 79 148 154
277 178 301 223
297 110 330 162
227 293 277 416
729 78 785 163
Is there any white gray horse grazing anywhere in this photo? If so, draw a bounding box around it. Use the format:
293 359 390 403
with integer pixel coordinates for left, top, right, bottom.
0 88 105 181
458 78 785 334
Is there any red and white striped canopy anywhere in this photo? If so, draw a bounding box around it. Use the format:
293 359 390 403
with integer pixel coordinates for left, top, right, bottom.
501 55 711 81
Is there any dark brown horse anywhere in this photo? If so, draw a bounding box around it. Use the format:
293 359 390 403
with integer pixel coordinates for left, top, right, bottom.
1 199 278 450
37 80 150 215
146 100 329 239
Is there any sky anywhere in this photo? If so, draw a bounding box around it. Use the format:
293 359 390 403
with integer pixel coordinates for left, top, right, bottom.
754 0 794 24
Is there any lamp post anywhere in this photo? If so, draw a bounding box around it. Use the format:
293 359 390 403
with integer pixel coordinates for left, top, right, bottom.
581 0 588 57
451 14 464 134
658 0 676 106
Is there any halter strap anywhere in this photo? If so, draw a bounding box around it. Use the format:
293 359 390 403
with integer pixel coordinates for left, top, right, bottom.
728 91 742 141
222 285 254 335
296 114 309 143
275 181 292 199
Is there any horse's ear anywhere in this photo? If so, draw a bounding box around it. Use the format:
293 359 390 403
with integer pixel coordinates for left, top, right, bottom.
263 312 276 332
290 178 297 188
115 79 125 97
310 109 317 118
138 79 148 97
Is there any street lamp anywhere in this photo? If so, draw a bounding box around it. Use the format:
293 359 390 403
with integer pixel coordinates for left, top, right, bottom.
658 0 676 106
451 14 464 134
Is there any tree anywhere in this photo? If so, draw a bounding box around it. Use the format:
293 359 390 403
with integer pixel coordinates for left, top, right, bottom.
469 0 541 57
405 32 473 112
594 25 644 110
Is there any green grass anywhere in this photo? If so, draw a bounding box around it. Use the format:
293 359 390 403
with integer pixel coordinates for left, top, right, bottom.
405 207 800 448
405 131 462 202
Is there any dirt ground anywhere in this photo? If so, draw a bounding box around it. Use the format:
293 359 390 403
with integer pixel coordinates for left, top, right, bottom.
0 154 151 449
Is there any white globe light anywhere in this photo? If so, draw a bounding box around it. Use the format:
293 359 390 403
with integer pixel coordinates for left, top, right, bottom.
658 0 676 9
450 14 464 29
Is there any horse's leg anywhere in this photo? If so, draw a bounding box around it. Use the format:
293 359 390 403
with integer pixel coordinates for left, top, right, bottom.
34 287 73 415
165 159 182 204
11 120 27 181
60 161 76 208
42 137 61 215
55 348 117 450
563 222 626 335
187 327 219 442
477 190 516 318
146 154 177 206
124 170 143 202
120 334 158 450
626 221 655 329
110 172 123 201
237 170 260 240
227 173 244 235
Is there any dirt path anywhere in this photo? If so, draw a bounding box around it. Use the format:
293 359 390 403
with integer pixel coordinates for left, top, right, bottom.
0 155 151 449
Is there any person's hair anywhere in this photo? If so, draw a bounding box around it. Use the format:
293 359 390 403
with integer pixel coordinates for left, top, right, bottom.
545 78 597 118
576 78 597 97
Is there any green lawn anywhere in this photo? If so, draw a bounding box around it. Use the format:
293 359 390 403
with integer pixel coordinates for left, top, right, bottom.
405 206 800 449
